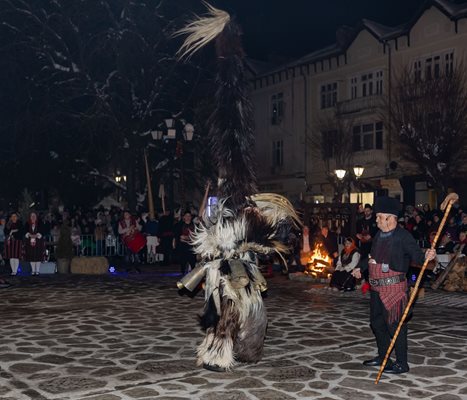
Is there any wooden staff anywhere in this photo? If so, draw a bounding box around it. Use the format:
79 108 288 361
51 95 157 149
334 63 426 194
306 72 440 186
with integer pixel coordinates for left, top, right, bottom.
144 149 155 220
375 192 459 384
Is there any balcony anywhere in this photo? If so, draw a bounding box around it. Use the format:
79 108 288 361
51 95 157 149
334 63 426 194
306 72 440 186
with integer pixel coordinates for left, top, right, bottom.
336 95 384 116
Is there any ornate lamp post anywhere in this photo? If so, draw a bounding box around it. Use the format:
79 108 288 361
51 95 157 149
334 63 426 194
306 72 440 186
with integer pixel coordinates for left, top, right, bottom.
151 118 195 211
353 164 365 204
334 165 365 203
114 171 127 202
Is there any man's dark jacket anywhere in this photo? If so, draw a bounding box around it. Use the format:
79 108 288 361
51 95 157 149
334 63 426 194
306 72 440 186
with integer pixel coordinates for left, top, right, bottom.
358 226 425 273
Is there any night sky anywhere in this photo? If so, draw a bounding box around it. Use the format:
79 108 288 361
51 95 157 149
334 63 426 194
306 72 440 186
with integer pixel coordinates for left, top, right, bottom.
213 0 433 61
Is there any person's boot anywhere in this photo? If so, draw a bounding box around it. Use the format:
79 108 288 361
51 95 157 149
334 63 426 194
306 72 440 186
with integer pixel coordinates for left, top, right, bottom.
383 362 409 374
203 363 226 372
363 356 393 368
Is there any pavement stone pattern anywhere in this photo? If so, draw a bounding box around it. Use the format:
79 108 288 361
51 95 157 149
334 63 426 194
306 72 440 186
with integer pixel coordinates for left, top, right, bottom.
0 271 466 400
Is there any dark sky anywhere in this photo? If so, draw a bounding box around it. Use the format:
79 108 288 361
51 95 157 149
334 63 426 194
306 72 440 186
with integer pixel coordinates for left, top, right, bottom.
213 0 434 61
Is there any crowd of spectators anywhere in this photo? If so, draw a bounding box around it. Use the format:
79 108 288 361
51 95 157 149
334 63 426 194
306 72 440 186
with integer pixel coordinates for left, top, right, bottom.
0 205 202 266
394 203 467 253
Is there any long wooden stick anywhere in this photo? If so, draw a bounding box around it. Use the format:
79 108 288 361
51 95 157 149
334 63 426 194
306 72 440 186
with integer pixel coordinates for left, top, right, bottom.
375 193 459 384
144 149 155 220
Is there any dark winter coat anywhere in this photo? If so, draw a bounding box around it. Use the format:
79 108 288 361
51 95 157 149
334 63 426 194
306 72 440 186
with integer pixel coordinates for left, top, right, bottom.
358 226 425 273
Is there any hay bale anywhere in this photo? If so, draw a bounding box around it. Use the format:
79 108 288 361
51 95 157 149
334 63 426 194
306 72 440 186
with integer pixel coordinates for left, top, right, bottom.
71 257 108 275
443 258 466 292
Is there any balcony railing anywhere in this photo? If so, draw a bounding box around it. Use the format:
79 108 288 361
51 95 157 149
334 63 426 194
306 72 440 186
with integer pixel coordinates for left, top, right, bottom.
336 95 384 115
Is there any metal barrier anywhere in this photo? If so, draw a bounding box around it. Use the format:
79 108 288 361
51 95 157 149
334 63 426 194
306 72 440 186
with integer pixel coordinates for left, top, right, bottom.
45 234 126 259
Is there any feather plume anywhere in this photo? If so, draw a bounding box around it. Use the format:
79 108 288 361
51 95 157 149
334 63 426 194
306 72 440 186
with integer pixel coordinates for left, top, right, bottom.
251 193 302 229
176 2 256 210
175 2 230 60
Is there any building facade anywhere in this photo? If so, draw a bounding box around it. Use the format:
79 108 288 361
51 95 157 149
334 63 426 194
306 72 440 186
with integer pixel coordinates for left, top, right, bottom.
251 0 467 207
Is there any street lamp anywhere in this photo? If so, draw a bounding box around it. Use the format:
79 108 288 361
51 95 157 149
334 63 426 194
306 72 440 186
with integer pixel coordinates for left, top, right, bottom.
114 171 126 202
335 168 347 180
114 174 127 183
334 165 365 203
353 165 364 179
152 118 195 210
353 165 365 204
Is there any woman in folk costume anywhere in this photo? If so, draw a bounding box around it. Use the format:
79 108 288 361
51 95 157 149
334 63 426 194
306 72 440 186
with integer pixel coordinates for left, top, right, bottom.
329 237 360 291
23 212 45 275
4 212 23 275
176 4 301 372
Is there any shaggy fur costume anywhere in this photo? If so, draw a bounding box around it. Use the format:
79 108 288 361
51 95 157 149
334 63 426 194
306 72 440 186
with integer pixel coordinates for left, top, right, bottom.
176 4 301 371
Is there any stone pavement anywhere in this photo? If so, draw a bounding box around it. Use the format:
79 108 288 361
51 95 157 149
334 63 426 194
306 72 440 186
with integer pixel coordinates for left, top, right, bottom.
0 269 466 400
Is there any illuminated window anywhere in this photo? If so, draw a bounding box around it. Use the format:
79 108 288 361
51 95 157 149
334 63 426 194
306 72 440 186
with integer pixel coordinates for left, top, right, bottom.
271 93 284 125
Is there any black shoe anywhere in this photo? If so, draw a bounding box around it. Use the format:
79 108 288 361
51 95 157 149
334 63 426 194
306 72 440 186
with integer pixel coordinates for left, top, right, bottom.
384 362 409 374
363 357 394 372
202 363 226 373
363 356 393 367
363 356 383 366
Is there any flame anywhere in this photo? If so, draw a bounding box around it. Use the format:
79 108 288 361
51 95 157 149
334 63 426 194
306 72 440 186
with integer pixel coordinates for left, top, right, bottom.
304 242 333 277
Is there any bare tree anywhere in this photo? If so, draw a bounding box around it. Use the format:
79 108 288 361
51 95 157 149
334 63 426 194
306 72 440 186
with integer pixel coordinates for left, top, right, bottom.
386 63 467 198
0 0 203 209
312 112 355 202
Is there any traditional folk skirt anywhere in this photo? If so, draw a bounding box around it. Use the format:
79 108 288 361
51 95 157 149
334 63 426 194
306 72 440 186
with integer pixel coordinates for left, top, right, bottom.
23 238 45 262
4 238 22 259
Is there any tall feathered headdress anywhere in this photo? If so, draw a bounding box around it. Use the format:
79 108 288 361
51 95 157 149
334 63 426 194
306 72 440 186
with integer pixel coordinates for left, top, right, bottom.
176 3 301 263
176 2 256 211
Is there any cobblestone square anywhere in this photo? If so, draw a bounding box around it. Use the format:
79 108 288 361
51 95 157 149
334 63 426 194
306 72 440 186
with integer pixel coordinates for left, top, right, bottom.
1 270 466 400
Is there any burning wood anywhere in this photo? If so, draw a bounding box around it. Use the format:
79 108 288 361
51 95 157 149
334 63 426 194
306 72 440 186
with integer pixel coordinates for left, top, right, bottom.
303 242 333 278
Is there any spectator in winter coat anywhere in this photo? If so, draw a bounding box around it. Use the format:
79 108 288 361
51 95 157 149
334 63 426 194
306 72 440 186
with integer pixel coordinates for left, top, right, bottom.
319 226 338 261
329 237 361 291
4 213 22 275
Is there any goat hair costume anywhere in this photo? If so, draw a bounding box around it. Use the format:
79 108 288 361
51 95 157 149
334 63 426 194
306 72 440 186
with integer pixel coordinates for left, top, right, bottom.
176 3 301 372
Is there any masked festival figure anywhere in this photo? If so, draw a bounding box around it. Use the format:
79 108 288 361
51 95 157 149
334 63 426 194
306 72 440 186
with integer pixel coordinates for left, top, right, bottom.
175 4 301 372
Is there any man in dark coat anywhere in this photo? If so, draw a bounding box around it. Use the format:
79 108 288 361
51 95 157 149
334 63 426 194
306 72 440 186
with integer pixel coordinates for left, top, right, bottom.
319 226 338 260
352 196 436 374
174 211 197 275
356 203 378 258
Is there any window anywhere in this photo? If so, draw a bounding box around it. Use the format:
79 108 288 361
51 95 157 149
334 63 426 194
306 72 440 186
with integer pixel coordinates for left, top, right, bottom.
445 51 454 75
414 60 422 82
272 140 284 167
350 70 383 99
352 122 383 152
322 130 336 159
425 57 433 80
361 74 368 97
271 93 284 125
413 50 454 80
350 77 358 99
376 71 384 94
433 55 441 78
352 126 361 152
320 82 338 109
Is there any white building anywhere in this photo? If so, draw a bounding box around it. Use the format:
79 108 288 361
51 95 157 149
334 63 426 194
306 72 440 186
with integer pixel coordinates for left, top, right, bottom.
251 0 467 207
